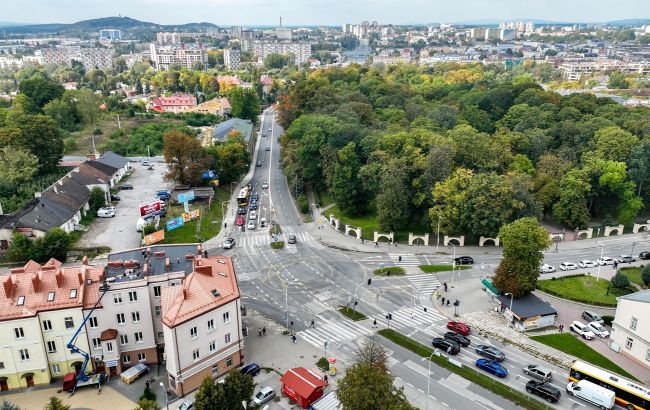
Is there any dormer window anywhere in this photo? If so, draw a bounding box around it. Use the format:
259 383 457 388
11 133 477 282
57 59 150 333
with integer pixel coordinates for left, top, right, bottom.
69 289 77 298
47 292 55 302
17 296 25 306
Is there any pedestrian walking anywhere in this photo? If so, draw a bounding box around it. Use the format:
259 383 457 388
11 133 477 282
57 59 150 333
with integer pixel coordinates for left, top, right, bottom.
394 242 398 248
559 324 564 333
262 327 266 336
441 297 446 305
324 374 328 383
310 319 315 329
443 282 448 292
375 241 378 247
446 299 450 307
373 319 377 328
145 381 150 390
361 238 365 244
203 249 208 258
410 312 414 320
614 260 618 269
292 335 297 344
258 328 262 337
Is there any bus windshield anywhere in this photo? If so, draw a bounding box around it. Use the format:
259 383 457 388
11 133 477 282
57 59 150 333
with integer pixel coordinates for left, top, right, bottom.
237 186 250 206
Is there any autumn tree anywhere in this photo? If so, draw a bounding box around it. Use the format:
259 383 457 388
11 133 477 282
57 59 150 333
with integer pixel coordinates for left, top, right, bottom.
163 130 212 186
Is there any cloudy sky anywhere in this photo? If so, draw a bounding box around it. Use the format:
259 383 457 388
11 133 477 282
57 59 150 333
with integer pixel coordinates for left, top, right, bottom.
3 0 648 25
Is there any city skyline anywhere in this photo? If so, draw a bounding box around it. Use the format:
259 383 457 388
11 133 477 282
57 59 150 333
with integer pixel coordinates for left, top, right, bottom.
2 0 650 26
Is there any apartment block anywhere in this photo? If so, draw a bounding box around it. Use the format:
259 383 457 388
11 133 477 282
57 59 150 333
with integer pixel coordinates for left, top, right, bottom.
247 41 312 65
611 290 650 370
224 48 241 70
149 44 208 70
37 46 113 70
156 32 181 44
99 29 122 41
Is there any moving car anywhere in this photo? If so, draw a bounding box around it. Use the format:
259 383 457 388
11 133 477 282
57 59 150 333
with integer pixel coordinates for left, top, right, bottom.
475 359 508 378
444 331 470 347
119 183 133 190
475 345 505 362
526 380 561 403
578 260 598 268
268 127 272 132
570 321 596 340
251 193 259 201
596 256 616 266
581 311 604 325
432 337 460 355
288 234 297 244
265 146 270 151
249 210 257 220
250 201 258 210
539 264 556 274
559 262 578 271
247 220 256 230
236 215 245 226
454 256 474 265
260 218 267 228
587 321 609 338
253 386 275 405
256 161 263 167
566 380 615 410
262 181 269 189
110 195 121 201
618 254 635 263
523 364 552 382
446 321 470 336
238 207 247 215
640 251 650 260
97 208 115 218
141 160 151 167
223 238 235 249
240 363 261 377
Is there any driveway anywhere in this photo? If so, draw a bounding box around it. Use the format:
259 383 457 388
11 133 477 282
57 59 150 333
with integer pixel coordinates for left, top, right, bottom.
78 162 172 252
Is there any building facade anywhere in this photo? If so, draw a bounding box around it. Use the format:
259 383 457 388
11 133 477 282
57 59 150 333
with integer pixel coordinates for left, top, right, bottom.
223 48 240 70
99 29 122 41
148 93 197 114
245 41 312 65
611 290 650 369
37 46 113 70
149 44 208 70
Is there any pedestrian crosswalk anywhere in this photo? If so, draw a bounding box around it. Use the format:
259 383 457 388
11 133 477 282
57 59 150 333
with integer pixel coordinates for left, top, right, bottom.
407 273 442 295
371 306 447 333
297 316 373 349
236 231 317 248
388 253 420 266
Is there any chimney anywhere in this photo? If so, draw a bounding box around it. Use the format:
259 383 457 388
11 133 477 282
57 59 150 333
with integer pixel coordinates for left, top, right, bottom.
165 258 171 271
55 269 64 288
3 276 14 298
31 272 41 293
182 287 189 300
82 256 88 265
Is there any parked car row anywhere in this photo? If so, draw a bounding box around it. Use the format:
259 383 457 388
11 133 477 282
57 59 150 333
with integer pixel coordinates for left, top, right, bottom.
569 311 610 341
541 252 648 273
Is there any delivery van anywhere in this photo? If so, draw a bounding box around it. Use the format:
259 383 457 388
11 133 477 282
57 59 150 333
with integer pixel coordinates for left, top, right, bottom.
566 380 615 409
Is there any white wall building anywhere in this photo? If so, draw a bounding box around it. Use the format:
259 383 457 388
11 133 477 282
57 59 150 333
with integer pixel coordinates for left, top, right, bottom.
224 48 241 70
611 290 650 369
149 44 208 70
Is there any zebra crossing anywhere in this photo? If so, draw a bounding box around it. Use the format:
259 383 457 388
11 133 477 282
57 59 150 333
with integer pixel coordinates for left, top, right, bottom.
407 273 442 295
296 316 373 349
236 231 317 248
372 306 447 333
388 253 420 266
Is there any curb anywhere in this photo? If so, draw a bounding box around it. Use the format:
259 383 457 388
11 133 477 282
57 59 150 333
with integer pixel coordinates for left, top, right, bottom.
534 290 617 311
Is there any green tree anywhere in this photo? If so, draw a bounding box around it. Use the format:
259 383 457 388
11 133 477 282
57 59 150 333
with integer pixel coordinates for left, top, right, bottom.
194 376 226 410
220 370 255 410
0 146 39 184
43 397 70 410
592 126 639 163
89 187 106 212
19 76 64 113
641 265 650 286
611 272 631 289
493 217 550 297
74 89 103 127
532 154 572 216
228 88 260 123
43 99 77 131
377 161 411 231
508 154 535 175
132 399 160 410
6 232 34 262
608 71 630 89
33 228 72 263
264 53 290 69
163 130 212 185
552 169 591 228
207 132 250 184
1 400 21 410
0 112 63 171
330 142 365 215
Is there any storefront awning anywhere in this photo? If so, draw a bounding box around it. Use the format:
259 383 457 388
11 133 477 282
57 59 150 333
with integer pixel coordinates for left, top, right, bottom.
482 278 500 296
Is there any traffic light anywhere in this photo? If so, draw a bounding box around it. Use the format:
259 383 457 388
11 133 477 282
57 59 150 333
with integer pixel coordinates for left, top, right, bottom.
290 321 294 326
367 278 372 285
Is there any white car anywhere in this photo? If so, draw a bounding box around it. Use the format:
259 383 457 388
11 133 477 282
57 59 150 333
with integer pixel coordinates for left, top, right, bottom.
249 210 257 220
539 264 556 274
587 321 609 338
570 321 596 340
559 262 578 271
97 208 115 218
100 206 116 212
247 220 256 230
597 256 616 266
253 386 275 405
141 160 151 167
578 260 598 268
262 181 269 189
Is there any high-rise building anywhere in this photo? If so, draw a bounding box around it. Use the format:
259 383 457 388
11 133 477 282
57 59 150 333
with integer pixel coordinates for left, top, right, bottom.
525 22 536 33
248 41 312 65
343 24 353 34
149 44 208 70
99 29 122 41
156 32 181 44
37 46 113 70
223 48 241 70
276 28 292 40
230 26 243 38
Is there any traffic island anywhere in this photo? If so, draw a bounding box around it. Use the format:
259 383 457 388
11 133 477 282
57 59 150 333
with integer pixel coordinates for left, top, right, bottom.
338 306 367 321
373 266 405 276
271 241 285 249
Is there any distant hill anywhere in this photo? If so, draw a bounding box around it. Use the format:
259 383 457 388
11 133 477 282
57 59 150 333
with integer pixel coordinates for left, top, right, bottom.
607 18 650 26
2 16 218 34
0 21 33 28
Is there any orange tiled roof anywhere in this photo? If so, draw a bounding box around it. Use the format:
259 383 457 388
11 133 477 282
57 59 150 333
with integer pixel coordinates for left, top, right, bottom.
161 256 240 328
101 328 118 341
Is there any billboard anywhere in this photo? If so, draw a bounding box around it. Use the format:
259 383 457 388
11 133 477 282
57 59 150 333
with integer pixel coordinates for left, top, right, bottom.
177 191 195 203
182 209 200 222
140 201 161 217
144 229 165 245
166 216 184 231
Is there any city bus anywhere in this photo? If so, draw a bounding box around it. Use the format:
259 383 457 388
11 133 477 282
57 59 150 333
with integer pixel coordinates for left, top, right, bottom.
569 360 650 409
237 186 250 206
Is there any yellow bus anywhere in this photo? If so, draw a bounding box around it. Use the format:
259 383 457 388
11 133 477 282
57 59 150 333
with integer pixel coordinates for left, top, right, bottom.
237 186 250 206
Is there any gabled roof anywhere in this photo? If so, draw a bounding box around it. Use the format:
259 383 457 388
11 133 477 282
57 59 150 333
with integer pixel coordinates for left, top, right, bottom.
618 289 650 303
42 176 91 216
84 160 119 178
69 168 106 186
280 367 327 399
97 151 129 170
213 118 253 143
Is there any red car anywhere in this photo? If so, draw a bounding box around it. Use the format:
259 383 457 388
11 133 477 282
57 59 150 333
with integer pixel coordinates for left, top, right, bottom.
236 215 244 226
447 321 470 336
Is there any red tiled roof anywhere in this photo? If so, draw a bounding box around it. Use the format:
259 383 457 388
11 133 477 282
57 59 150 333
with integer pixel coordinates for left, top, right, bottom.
101 328 118 341
280 367 327 399
160 256 240 328
152 93 197 107
59 160 85 167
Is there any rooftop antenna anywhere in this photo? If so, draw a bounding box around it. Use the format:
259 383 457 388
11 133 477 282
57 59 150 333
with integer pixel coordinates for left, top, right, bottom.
280 16 282 27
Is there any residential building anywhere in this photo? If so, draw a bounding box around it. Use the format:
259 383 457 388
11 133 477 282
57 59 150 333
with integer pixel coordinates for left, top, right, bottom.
372 54 412 65
96 151 131 182
190 97 231 117
156 32 181 44
212 118 253 146
495 293 557 331
246 41 312 65
99 29 122 41
230 26 243 39
148 93 197 114
470 28 486 40
37 46 113 70
149 44 208 70
611 290 650 369
276 28 293 40
223 48 240 70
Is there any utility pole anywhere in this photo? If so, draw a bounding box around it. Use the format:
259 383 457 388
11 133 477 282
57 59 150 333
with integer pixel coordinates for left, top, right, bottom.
436 217 441 253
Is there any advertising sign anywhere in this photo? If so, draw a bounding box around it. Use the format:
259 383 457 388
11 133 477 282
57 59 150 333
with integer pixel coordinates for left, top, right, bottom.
182 209 201 222
140 201 161 217
166 216 184 231
144 229 165 245
177 190 195 203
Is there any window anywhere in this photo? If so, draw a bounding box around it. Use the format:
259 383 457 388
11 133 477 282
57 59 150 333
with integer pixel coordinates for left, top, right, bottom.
626 337 634 349
631 317 638 330
209 341 216 352
69 288 77 298
226 357 232 367
52 363 61 374
92 338 101 349
128 291 138 302
122 354 131 364
132 311 141 323
47 341 57 353
106 342 114 352
64 317 74 329
14 327 24 339
135 332 143 343
154 286 161 297
43 320 52 331
646 349 650 362
207 319 215 332
117 313 125 325
113 293 123 304
137 353 146 362
223 312 230 323
212 364 219 375
89 317 98 328
47 292 55 302
224 333 231 344
190 326 198 340
17 296 25 306
19 349 29 361
120 334 129 345
154 306 161 317
192 349 200 361
158 331 164 339
0 362 4 370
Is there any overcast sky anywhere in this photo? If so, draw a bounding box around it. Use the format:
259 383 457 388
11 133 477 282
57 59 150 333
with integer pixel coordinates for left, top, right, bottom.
3 0 648 26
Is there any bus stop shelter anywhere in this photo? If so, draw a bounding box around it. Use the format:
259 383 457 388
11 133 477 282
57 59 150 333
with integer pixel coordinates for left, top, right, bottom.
280 367 327 409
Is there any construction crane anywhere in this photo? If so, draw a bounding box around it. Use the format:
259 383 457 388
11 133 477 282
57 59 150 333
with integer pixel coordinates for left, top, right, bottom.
63 281 110 394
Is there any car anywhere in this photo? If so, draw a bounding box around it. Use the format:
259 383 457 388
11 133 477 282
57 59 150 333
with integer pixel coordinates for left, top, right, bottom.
251 193 259 201
260 217 267 228
523 364 552 382
475 345 505 362
236 216 245 226
539 264 556 274
223 238 235 249
581 311 604 325
253 386 275 405
247 220 256 230
97 208 115 218
141 160 151 167
256 161 263 167
262 133 266 138
446 321 470 336
288 234 297 244
618 254 635 263
178 399 194 410
432 337 460 355
454 256 474 265
578 260 598 268
250 202 258 210
526 380 561 403
640 251 650 260
444 331 470 347
119 183 134 190
240 363 261 377
262 182 269 189
100 206 116 212
265 146 270 151
559 262 578 271
596 256 616 266
268 127 272 132
475 359 508 378
110 195 121 201
238 207 247 215
570 320 596 340
249 210 257 220
587 321 609 338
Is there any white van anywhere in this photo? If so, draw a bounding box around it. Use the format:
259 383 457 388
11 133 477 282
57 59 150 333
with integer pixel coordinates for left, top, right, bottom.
136 218 148 232
566 380 615 409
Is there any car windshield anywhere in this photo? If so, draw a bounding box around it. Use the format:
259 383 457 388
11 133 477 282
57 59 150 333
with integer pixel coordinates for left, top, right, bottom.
255 392 264 399
593 324 604 331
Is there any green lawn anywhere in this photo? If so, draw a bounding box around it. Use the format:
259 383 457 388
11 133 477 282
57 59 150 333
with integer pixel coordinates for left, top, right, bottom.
373 266 405 276
316 190 334 208
536 275 632 307
620 266 645 287
531 333 639 381
271 241 285 249
419 264 472 273
339 307 367 321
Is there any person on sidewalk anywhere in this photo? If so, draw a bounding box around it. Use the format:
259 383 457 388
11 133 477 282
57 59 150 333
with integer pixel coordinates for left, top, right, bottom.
373 319 377 328
262 327 266 336
443 282 448 292
361 238 365 244
441 297 446 305
258 328 262 337
375 241 378 247
310 320 315 329
559 324 564 333
292 335 297 344
446 299 450 307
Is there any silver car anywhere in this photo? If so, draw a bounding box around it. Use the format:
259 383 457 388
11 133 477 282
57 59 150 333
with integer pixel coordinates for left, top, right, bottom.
253 386 275 405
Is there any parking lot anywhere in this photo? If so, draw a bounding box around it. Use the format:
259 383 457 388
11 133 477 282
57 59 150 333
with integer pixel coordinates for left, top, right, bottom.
78 162 172 252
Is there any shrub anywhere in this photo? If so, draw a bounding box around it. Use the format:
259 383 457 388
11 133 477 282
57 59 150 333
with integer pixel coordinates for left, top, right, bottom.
139 387 156 402
602 315 614 326
271 241 285 249
143 224 157 235
316 357 330 371
611 272 631 289
298 194 309 214
642 265 650 286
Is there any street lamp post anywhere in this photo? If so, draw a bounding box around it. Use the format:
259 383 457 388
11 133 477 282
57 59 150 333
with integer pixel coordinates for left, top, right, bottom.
324 341 328 359
596 243 605 282
159 382 169 410
505 292 514 323
448 243 456 287
351 278 369 319
282 278 299 332
436 217 441 253
426 351 435 410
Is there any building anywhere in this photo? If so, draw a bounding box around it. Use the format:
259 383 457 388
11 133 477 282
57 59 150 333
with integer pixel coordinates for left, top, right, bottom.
95 151 131 182
372 54 412 65
212 118 253 146
611 290 650 369
149 44 208 70
99 29 122 41
280 367 327 409
37 46 113 70
223 48 240 70
230 26 243 39
190 97 231 117
246 41 312 65
496 293 557 332
156 32 181 44
148 93 197 114
276 28 293 40
470 28 486 40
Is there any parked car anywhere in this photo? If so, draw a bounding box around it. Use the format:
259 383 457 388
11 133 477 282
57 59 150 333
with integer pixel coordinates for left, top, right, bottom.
618 254 635 263
523 364 552 382
256 161 263 167
119 183 134 190
596 256 616 266
238 207 247 215
454 256 474 265
141 160 151 167
223 238 235 249
288 234 297 244
432 337 460 354
444 331 470 347
97 208 115 218
578 260 598 268
581 311 604 325
475 359 508 378
110 195 121 201
262 182 269 189
475 345 505 362
587 321 609 338
253 386 275 405
559 262 578 271
640 251 650 260
570 321 596 340
247 220 256 230
178 399 194 410
100 206 116 212
240 363 261 376
539 264 556 274
526 380 561 403
446 321 470 335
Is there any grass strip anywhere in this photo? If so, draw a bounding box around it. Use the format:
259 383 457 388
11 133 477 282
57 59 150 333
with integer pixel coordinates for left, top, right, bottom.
338 307 368 321
373 266 406 276
419 264 472 273
271 241 285 249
